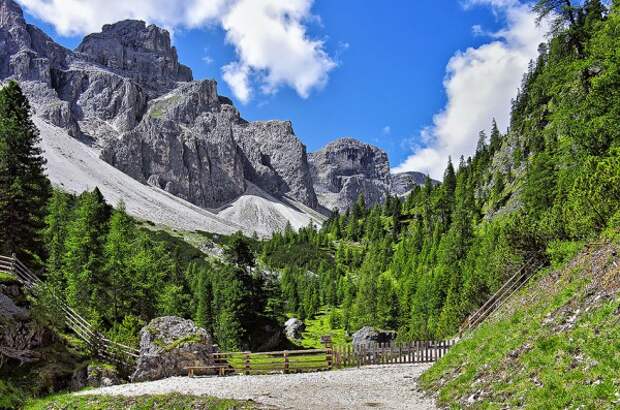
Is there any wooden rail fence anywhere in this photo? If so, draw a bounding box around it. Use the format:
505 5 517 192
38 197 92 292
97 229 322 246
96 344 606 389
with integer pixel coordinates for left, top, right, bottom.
460 258 543 335
0 254 139 366
333 340 455 367
186 340 455 377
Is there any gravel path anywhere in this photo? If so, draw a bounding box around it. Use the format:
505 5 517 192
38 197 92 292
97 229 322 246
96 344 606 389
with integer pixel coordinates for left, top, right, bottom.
79 364 437 409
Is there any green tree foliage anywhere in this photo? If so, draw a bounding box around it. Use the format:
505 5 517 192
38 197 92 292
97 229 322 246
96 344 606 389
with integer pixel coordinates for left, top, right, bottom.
0 81 50 264
259 5 620 340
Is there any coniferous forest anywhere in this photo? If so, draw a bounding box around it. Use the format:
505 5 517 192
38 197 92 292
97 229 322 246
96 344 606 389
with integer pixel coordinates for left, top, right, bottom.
1 1 620 405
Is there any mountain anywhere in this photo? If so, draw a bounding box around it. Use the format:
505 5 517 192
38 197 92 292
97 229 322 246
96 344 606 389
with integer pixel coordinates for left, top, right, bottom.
308 138 435 211
0 0 427 233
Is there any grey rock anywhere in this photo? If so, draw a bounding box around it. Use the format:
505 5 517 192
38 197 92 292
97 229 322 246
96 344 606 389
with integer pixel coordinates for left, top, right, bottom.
101 81 247 208
87 363 121 387
76 19 192 97
234 120 318 208
309 138 391 212
284 318 305 340
131 316 217 382
351 326 396 347
390 171 435 197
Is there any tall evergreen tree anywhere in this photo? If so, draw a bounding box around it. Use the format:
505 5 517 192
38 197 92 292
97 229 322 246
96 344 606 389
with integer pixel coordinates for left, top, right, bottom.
62 189 108 316
44 189 72 286
0 81 50 263
103 200 136 321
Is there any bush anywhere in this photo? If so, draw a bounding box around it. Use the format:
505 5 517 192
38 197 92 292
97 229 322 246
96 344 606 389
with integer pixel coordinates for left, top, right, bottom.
0 380 25 409
546 240 584 269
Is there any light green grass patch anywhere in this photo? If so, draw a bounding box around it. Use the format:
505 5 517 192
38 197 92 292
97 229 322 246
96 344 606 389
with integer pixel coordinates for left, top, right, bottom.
24 392 256 410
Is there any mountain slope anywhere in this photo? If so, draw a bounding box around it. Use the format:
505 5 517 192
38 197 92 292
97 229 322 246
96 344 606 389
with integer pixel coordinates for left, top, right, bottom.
421 239 620 409
37 117 323 236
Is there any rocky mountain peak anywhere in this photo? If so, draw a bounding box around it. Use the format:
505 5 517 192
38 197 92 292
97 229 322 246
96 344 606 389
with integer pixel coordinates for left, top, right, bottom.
391 171 434 197
313 137 390 181
309 138 391 211
76 19 192 96
0 0 24 28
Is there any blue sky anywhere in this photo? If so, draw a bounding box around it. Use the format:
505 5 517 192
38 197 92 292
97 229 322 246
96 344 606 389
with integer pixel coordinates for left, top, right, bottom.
19 0 546 179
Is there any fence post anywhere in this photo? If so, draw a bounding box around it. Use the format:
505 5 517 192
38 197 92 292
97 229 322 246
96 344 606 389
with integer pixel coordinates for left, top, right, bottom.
326 347 333 370
244 352 251 375
284 351 289 374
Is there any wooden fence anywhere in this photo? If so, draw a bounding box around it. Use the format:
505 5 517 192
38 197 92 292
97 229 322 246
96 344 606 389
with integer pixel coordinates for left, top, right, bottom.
186 340 455 377
0 254 139 367
460 258 543 335
333 340 455 367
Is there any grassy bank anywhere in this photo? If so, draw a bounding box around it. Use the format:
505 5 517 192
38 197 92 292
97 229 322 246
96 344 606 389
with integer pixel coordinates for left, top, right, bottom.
420 241 620 409
24 392 257 410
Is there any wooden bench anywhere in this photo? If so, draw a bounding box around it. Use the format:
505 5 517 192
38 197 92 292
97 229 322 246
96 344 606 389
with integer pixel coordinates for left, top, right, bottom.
185 364 235 377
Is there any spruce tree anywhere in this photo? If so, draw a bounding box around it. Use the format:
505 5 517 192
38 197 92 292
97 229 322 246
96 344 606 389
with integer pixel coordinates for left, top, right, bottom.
103 200 136 321
0 81 50 263
62 189 108 316
44 189 72 287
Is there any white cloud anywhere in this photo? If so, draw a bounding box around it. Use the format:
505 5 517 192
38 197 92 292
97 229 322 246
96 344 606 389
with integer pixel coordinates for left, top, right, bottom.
16 0 335 103
222 62 251 103
393 0 548 180
382 126 391 135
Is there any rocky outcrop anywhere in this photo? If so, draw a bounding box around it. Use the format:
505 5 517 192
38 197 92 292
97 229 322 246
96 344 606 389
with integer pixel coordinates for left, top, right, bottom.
234 121 318 209
351 326 397 347
308 138 391 212
86 363 121 387
0 275 85 395
131 316 217 382
284 318 305 340
390 171 435 197
76 20 192 97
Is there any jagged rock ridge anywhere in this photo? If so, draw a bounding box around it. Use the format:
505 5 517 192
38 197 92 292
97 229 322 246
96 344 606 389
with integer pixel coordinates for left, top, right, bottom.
0 0 317 213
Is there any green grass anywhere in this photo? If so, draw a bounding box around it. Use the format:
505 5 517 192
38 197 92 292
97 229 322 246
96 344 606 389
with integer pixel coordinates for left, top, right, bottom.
297 308 351 349
24 392 256 410
420 242 620 409
217 351 330 374
0 270 16 282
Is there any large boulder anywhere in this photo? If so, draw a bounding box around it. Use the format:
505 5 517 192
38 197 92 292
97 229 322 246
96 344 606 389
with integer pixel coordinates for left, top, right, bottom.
352 326 397 347
131 316 217 382
86 363 121 387
284 318 305 340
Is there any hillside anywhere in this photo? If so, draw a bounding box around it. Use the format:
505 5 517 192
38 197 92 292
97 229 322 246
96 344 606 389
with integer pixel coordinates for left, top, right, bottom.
421 238 620 408
38 116 323 237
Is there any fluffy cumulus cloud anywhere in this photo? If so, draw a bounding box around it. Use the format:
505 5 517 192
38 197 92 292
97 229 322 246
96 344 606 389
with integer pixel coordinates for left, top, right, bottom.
393 0 548 180
17 0 335 103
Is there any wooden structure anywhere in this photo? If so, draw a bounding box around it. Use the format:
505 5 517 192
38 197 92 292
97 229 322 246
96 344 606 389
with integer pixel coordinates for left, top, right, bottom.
333 340 455 367
0 254 139 366
185 339 455 377
460 258 543 335
186 348 334 377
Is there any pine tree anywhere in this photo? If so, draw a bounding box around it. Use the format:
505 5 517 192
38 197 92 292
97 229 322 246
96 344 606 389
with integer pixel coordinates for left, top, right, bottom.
194 265 213 331
103 200 136 321
62 190 108 316
0 81 50 264
489 119 502 154
44 189 72 287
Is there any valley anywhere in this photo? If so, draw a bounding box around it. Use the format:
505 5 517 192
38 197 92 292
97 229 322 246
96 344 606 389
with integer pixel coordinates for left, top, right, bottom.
1 0 620 409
